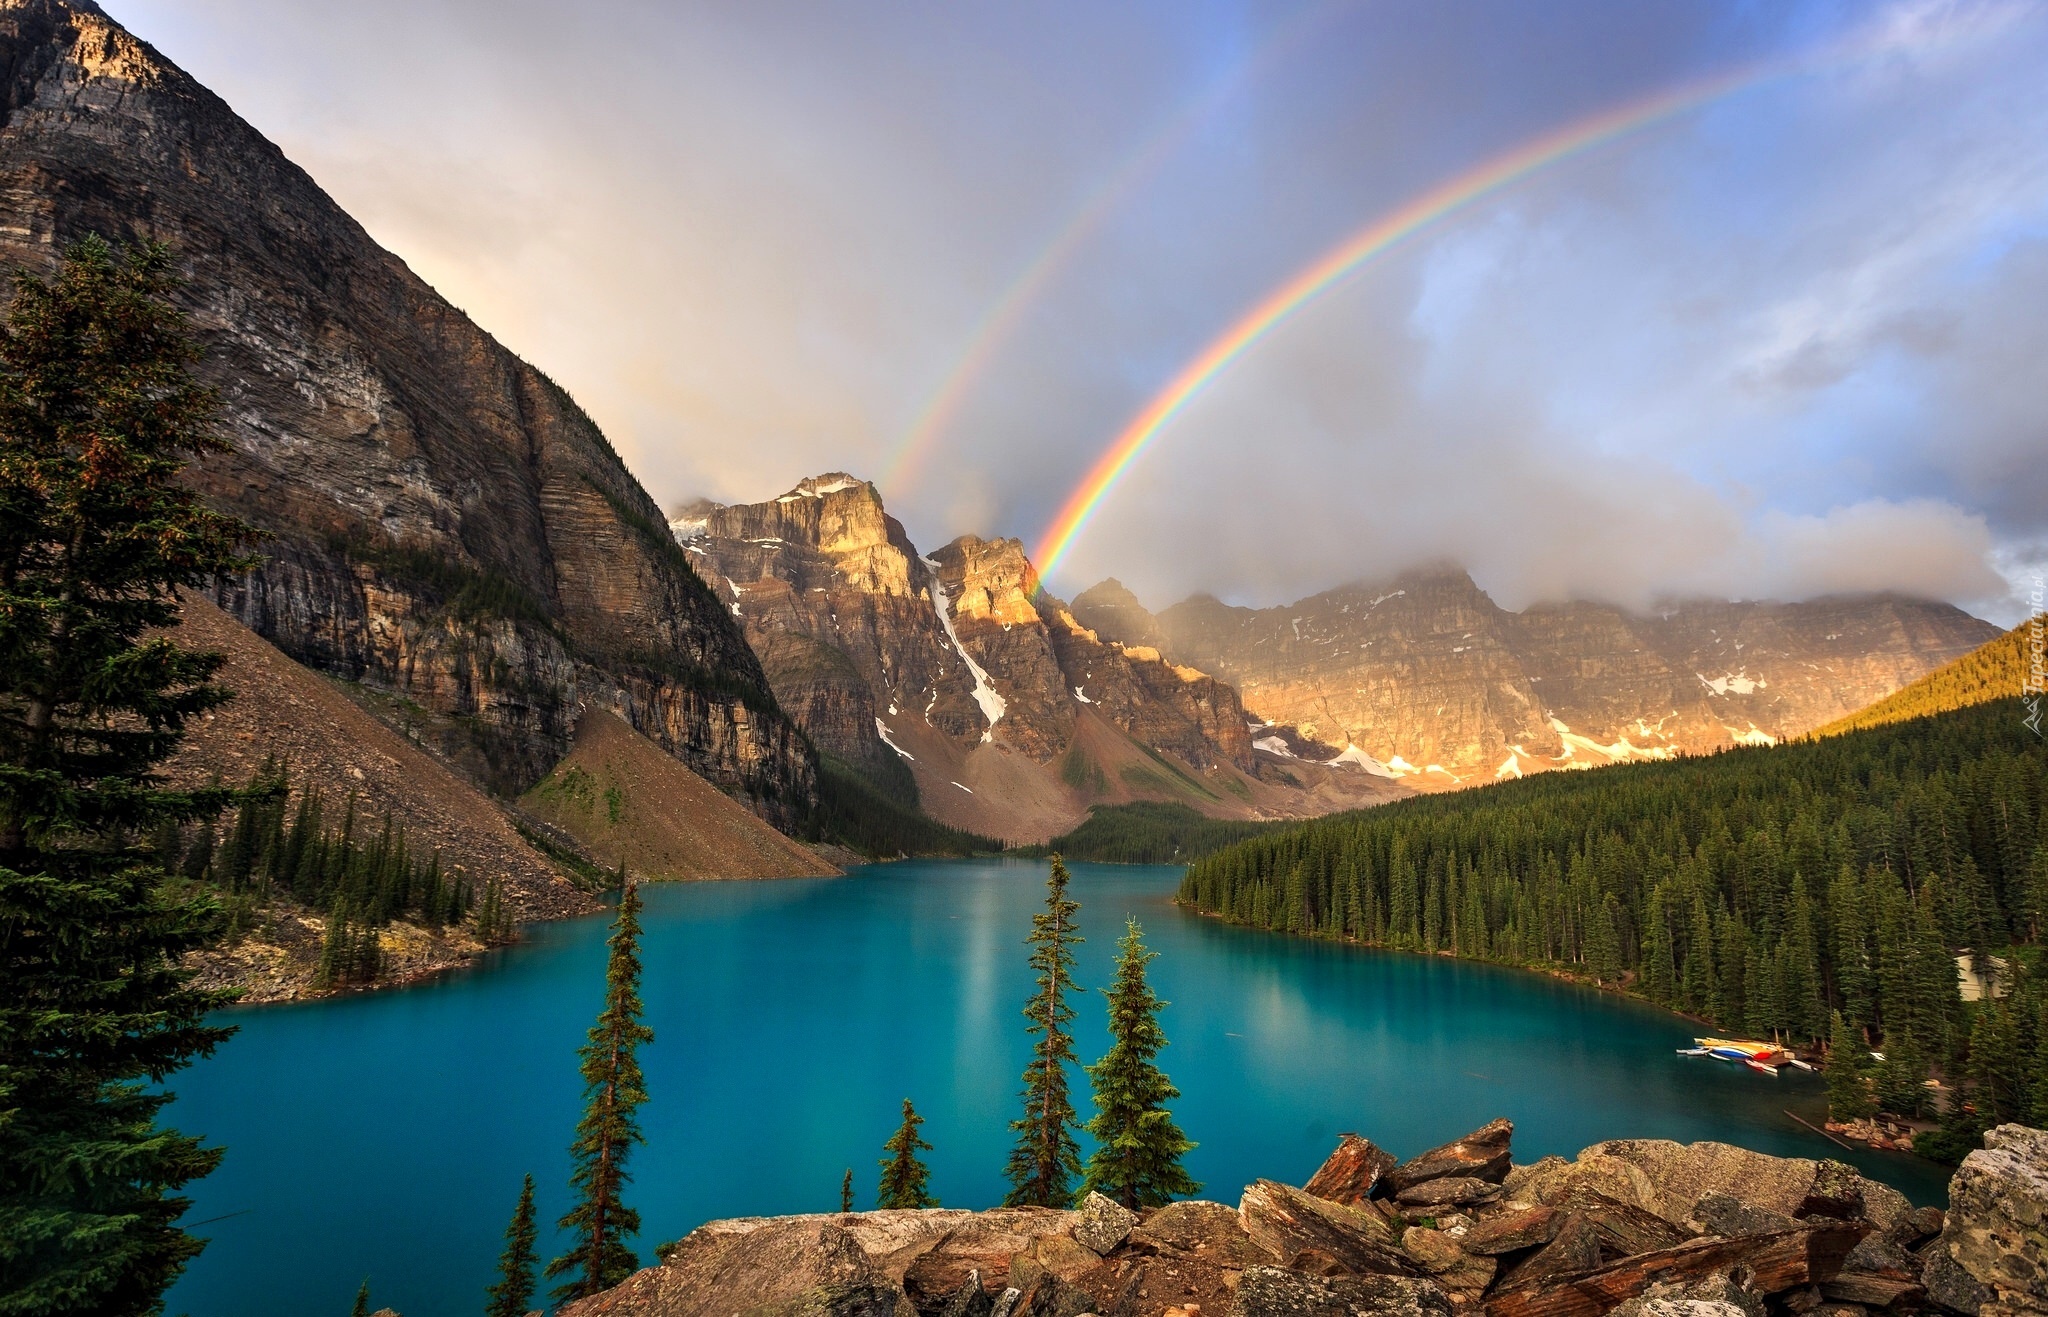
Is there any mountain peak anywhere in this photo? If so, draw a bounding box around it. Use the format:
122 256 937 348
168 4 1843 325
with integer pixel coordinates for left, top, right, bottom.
1071 578 1167 651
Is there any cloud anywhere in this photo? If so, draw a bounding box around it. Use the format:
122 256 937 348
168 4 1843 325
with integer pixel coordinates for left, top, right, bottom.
107 0 2048 625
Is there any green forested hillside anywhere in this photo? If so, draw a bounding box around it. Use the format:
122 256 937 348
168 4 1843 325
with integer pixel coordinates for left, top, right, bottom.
805 755 1005 858
1179 699 2048 1141
1813 621 2034 737
1018 802 1279 864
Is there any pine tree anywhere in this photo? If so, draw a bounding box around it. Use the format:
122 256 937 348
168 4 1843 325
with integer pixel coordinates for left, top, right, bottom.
877 1098 937 1209
1874 1031 1932 1119
1003 856 1084 1207
0 236 257 1316
839 1168 854 1214
546 882 654 1302
1825 1011 1874 1121
484 1173 539 1317
350 1279 370 1317
1080 919 1200 1209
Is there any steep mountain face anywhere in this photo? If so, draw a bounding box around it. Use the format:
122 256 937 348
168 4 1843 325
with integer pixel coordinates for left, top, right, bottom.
683 477 1392 841
1077 568 2000 789
0 0 815 824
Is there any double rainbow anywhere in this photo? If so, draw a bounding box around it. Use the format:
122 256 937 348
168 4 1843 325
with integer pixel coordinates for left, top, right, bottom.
879 0 1360 496
1030 62 1773 584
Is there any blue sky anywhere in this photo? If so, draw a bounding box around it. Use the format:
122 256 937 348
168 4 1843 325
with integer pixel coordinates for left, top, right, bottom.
112 0 2048 621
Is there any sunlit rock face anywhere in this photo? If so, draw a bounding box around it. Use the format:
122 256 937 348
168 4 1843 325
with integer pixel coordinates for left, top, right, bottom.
1082 568 1999 789
684 477 1258 785
0 0 814 820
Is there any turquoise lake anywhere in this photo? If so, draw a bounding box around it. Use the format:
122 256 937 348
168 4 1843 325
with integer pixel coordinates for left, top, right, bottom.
165 858 1948 1316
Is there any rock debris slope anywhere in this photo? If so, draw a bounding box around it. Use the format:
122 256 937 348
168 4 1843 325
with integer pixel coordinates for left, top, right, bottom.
0 0 815 824
162 595 595 1000
557 1117 2048 1317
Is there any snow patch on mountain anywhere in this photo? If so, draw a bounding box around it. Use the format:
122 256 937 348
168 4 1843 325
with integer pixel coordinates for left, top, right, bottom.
922 557 1005 739
874 719 914 761
1253 735 1296 759
1698 671 1768 696
1326 744 1397 778
1547 716 1675 765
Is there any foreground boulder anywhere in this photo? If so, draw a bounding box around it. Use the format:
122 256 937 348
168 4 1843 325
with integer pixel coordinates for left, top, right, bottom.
1921 1124 2048 1316
558 1121 2043 1317
1307 1135 1401 1205
1386 1120 1517 1196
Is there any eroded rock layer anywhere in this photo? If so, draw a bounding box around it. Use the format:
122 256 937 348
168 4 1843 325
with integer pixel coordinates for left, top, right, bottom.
681 476 1398 842
0 0 815 823
1075 569 1999 790
558 1117 2048 1317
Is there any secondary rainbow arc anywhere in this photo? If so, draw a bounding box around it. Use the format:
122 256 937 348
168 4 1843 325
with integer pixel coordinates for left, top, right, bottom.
878 0 1360 497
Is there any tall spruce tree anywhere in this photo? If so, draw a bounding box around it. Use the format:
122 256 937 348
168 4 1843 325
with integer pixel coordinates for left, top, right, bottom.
1080 919 1199 1209
484 1173 539 1317
876 1098 937 1209
546 882 653 1303
349 1279 370 1317
1003 855 1084 1207
0 237 257 1316
839 1168 854 1214
1825 1011 1874 1121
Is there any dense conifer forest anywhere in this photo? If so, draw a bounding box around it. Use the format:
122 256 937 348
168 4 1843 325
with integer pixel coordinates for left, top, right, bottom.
1179 698 2048 1147
162 763 510 985
805 755 1005 858
1018 801 1279 864
1812 623 2031 737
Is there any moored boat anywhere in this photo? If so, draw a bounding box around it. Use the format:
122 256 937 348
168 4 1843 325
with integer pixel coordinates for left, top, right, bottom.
1686 1036 1797 1073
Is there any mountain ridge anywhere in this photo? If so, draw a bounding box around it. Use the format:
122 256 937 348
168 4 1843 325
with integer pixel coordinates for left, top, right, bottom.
0 0 817 824
1073 567 1999 788
678 474 1404 841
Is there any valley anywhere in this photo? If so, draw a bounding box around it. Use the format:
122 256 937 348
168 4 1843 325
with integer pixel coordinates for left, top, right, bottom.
0 4 2043 1317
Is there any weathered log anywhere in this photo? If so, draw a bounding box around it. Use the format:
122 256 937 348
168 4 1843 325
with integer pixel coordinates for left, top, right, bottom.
1819 1273 1927 1308
1485 1225 1867 1317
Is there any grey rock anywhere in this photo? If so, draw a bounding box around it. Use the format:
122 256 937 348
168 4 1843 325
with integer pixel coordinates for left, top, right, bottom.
1231 1266 1453 1317
756 1284 903 1317
1503 1157 1569 1200
1928 1123 2048 1314
936 1270 994 1317
1071 1192 1139 1256
1128 1198 1274 1269
1394 1176 1503 1209
1842 1229 1913 1279
1606 1301 1752 1317
1921 1244 1995 1316
1692 1191 1799 1239
1800 1161 1869 1222
1901 1207 1945 1246
988 1290 1023 1317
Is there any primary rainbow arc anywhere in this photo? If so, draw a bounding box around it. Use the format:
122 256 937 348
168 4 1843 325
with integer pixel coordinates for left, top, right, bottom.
1030 63 1771 586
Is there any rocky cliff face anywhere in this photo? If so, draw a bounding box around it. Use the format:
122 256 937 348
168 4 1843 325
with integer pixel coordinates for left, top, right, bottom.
557 1116 2027 1317
0 0 815 823
683 477 1387 842
1076 569 1999 789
